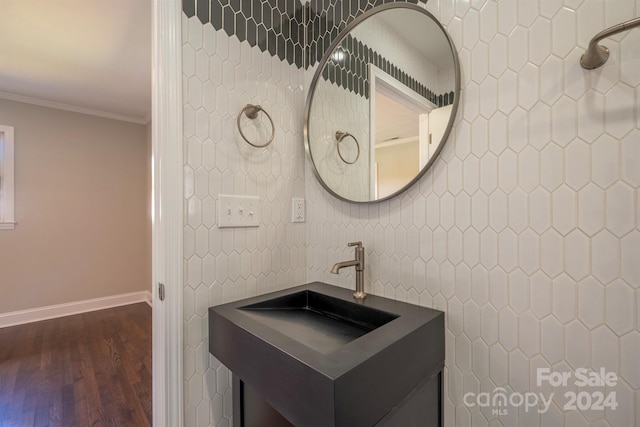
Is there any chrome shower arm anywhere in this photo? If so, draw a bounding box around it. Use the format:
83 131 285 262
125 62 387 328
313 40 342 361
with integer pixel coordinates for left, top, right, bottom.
581 16 640 69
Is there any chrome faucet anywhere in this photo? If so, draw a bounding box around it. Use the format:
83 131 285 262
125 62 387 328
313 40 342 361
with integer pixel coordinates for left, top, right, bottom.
331 241 366 300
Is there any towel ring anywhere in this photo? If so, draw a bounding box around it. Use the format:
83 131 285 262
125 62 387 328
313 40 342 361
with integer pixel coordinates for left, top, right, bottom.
237 104 275 148
335 131 360 164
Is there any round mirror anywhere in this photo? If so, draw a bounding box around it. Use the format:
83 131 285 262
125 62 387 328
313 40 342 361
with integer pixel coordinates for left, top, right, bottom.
304 3 461 203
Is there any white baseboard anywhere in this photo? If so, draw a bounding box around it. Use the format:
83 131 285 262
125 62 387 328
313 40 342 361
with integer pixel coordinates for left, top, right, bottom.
0 291 151 328
146 290 153 307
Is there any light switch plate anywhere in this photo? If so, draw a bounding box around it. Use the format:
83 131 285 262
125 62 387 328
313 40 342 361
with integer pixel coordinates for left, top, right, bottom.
292 198 305 223
217 195 260 228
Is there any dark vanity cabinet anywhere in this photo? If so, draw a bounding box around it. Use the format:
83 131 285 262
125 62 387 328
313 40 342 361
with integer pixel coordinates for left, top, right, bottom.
234 372 442 427
209 282 445 427
234 377 294 427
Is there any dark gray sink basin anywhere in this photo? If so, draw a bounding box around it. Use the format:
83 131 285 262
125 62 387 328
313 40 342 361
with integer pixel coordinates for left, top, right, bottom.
209 282 444 427
239 290 398 354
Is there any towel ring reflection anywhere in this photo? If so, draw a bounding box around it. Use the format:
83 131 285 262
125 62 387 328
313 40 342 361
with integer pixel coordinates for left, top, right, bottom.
237 104 275 148
335 131 360 164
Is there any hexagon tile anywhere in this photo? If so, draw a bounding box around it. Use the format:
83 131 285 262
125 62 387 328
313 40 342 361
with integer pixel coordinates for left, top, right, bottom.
182 4 306 424
304 1 639 426
183 0 640 426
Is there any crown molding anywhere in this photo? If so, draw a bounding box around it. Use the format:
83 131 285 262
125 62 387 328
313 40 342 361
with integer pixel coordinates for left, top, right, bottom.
0 91 149 125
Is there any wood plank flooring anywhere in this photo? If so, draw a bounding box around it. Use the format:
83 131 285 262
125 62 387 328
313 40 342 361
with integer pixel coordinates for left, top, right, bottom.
0 303 152 427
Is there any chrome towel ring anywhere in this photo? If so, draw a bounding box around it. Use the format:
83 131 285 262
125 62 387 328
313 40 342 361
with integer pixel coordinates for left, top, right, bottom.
237 104 275 148
335 131 360 164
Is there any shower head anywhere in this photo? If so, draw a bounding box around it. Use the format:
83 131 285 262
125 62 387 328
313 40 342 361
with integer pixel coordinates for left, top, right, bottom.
580 43 610 70
580 16 640 70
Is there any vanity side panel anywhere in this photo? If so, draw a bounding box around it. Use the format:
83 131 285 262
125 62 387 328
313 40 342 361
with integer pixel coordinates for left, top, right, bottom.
374 371 441 427
334 312 445 427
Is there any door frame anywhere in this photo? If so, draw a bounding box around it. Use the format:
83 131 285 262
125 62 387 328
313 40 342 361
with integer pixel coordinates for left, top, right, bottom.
152 0 184 426
368 64 436 199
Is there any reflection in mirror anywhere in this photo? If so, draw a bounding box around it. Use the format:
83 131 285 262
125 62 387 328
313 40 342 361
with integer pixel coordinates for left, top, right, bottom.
370 64 454 199
305 4 460 203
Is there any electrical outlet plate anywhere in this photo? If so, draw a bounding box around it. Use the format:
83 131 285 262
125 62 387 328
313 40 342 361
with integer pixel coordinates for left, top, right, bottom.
292 198 305 223
217 195 260 228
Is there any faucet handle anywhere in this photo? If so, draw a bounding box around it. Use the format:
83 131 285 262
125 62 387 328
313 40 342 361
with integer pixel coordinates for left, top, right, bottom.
348 241 363 248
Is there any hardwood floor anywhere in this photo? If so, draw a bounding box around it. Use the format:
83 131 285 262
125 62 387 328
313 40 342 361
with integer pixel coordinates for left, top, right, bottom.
0 303 152 427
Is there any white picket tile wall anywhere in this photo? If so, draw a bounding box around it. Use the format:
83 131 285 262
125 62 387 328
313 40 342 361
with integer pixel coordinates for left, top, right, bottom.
183 0 640 425
182 15 306 427
306 1 640 426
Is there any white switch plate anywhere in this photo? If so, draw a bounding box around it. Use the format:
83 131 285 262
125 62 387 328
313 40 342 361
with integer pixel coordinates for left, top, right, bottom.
292 198 305 223
217 195 260 228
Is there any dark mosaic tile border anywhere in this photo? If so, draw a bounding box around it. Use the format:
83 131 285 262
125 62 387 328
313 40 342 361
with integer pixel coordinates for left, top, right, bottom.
182 0 430 71
322 34 455 106
305 0 427 68
183 0 305 68
182 0 452 105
